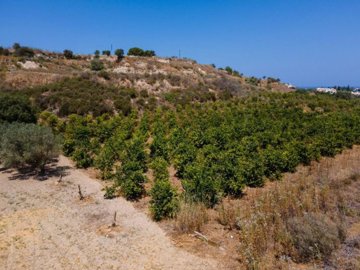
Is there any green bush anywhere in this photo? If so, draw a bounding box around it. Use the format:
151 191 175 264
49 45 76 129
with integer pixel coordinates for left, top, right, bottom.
25 77 132 117
120 171 145 200
150 180 179 221
0 94 36 123
104 186 117 199
150 157 169 181
72 147 93 168
0 123 60 173
182 163 219 208
63 49 74 59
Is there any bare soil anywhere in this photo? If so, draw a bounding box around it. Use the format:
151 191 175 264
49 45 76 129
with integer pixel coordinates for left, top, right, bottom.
0 156 219 270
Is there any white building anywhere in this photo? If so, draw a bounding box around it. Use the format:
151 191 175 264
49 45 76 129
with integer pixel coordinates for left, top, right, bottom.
316 88 337 94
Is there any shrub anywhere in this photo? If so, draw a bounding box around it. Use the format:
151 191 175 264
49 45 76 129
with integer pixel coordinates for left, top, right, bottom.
150 180 179 221
182 163 220 207
150 157 169 181
0 123 60 173
28 77 120 117
90 59 104 71
120 170 145 200
104 186 117 199
0 94 36 123
98 70 110 80
216 201 239 230
63 49 74 59
72 147 93 168
225 66 233 75
176 202 208 232
287 213 342 262
14 46 34 58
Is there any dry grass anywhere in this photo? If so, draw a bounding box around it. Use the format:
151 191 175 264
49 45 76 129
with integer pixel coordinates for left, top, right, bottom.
176 201 209 233
232 146 360 269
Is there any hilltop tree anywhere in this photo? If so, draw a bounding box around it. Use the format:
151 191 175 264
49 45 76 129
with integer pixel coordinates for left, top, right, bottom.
102 50 111 56
63 49 74 59
94 50 100 58
128 47 144 56
143 50 156 57
225 66 233 75
114 49 124 61
127 47 156 57
13 43 21 50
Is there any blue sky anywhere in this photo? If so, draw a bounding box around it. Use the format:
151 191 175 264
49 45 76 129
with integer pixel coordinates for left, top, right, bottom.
1 0 359 86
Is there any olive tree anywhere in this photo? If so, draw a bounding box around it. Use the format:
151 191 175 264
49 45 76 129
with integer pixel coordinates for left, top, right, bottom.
0 123 60 173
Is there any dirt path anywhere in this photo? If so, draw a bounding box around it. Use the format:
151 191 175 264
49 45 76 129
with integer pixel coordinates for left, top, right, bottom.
0 156 219 270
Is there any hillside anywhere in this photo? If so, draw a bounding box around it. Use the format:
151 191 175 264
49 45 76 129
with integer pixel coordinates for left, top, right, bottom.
0 49 292 114
1 46 360 270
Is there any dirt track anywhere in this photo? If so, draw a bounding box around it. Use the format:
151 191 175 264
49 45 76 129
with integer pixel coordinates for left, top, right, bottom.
0 156 218 270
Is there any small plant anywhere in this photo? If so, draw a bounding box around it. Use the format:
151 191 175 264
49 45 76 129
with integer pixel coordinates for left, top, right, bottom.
91 59 104 71
104 186 117 199
98 70 110 80
216 200 239 230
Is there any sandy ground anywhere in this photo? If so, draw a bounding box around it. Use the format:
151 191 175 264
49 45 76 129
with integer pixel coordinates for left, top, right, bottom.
0 156 219 270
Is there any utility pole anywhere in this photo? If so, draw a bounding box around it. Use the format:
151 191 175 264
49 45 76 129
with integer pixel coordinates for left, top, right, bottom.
110 44 113 55
179 49 181 59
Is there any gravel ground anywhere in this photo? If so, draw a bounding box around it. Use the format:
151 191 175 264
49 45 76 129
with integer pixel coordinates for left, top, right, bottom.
0 156 218 270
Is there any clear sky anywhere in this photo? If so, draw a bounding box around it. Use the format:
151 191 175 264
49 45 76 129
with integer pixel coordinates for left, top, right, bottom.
1 0 359 87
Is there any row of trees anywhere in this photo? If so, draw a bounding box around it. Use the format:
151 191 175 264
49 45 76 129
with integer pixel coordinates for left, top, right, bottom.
42 92 360 220
63 47 155 60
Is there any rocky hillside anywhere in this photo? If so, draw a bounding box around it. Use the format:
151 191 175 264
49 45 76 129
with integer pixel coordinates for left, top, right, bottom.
0 49 292 94
0 48 294 116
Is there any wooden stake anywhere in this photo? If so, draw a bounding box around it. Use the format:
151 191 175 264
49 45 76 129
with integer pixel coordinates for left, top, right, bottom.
112 211 117 227
78 185 84 200
58 174 63 183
